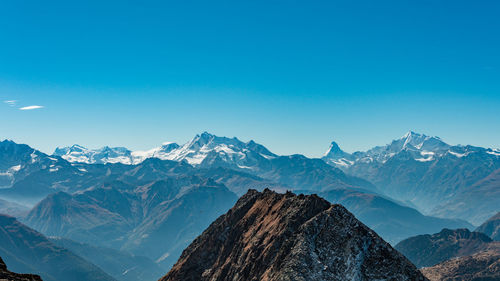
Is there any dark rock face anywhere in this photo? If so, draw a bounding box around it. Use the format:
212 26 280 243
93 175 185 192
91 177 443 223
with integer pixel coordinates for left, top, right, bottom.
421 250 500 281
0 257 42 281
476 212 500 241
395 228 500 268
160 189 427 281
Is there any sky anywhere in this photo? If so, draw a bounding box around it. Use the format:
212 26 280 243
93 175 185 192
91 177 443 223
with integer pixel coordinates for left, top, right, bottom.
1 0 499 157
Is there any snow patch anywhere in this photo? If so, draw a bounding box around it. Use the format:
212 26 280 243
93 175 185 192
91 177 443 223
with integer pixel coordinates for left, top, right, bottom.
448 151 466 158
9 165 21 172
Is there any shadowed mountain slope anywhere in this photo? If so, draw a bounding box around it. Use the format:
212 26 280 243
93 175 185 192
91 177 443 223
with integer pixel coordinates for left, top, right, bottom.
0 214 116 281
314 189 473 244
24 177 239 269
395 228 500 268
49 237 165 281
476 212 500 241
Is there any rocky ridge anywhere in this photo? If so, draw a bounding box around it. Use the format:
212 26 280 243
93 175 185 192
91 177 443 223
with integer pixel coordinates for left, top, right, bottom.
161 189 427 281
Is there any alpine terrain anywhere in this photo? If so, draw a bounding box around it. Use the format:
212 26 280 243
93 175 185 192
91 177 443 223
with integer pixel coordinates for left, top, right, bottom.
322 131 500 224
161 189 427 281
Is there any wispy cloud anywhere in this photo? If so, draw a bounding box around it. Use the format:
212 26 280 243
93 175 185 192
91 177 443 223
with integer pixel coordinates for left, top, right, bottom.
4 100 17 107
19 105 44 110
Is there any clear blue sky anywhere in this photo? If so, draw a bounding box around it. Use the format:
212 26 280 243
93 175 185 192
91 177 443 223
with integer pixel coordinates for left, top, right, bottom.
1 0 499 157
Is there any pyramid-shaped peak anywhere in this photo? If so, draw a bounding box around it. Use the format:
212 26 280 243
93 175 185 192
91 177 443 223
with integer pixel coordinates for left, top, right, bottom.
161 189 426 281
323 140 351 160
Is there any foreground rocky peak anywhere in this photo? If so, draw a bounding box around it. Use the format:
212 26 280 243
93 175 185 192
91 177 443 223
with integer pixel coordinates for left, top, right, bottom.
160 189 426 281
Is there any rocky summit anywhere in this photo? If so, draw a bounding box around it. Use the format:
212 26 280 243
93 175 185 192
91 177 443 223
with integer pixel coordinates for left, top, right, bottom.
0 256 42 281
160 189 427 281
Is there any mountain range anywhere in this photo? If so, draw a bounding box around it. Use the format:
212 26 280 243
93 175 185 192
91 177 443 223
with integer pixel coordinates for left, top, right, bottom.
0 134 481 243
3 138 467 244
322 131 500 224
53 132 277 168
50 131 500 225
0 131 498 280
24 177 238 269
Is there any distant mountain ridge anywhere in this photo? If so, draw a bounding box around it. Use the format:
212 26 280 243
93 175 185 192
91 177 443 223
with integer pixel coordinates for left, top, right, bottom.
53 133 375 193
1 134 377 202
0 140 62 189
324 131 499 166
322 131 500 224
53 132 276 168
0 136 480 246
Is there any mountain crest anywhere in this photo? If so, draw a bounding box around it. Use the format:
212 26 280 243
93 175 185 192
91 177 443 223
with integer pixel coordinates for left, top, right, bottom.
324 140 348 157
161 189 426 281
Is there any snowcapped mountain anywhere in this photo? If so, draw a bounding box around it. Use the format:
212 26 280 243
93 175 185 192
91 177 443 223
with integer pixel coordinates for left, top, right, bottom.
0 140 63 188
54 145 136 164
323 131 455 166
151 132 277 168
51 132 376 192
324 131 500 167
322 131 500 222
53 132 277 169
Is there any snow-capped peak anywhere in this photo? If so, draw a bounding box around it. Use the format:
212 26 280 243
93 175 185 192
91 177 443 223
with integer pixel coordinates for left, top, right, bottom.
54 144 134 164
323 141 350 158
323 131 454 168
52 132 277 168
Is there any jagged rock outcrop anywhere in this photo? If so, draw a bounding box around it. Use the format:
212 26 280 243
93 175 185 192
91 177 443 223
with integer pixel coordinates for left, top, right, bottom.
160 189 427 281
0 256 42 281
421 250 500 281
395 228 500 268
